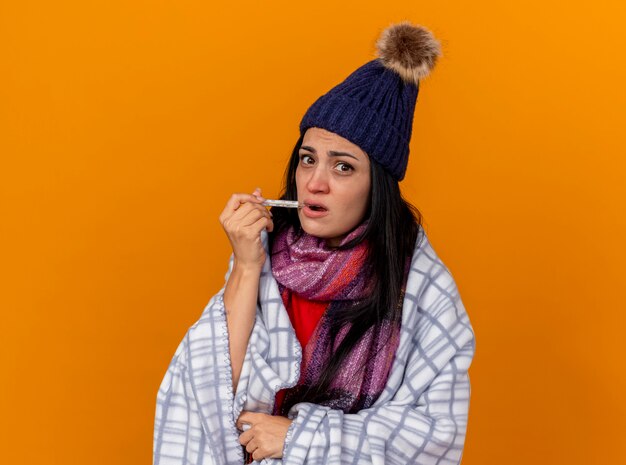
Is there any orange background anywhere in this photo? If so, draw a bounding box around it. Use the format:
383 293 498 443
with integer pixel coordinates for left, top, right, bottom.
1 1 625 464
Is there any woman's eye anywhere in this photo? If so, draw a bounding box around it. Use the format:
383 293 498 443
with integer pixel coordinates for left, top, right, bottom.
336 162 354 173
300 154 314 165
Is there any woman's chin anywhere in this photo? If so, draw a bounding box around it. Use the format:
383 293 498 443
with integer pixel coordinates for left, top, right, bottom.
301 225 350 247
300 223 325 238
300 219 332 239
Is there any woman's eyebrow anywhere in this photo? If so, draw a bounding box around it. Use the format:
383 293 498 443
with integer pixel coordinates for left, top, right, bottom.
300 145 359 161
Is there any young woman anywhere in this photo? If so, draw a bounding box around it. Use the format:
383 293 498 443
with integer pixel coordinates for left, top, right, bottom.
154 21 475 465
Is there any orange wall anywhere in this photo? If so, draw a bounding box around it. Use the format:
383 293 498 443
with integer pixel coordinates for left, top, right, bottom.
1 1 625 464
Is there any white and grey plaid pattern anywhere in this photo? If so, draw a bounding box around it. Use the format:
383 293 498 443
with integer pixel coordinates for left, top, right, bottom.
154 226 475 465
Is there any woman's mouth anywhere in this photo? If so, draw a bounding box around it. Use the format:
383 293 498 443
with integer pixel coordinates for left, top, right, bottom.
302 202 329 218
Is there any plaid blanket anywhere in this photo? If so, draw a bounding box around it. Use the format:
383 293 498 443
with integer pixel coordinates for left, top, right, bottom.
153 226 475 465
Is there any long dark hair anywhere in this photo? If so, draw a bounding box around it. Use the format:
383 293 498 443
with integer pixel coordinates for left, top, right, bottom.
268 133 424 405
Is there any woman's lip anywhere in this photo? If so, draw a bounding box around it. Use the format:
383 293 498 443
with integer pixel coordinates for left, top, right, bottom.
303 200 328 210
302 204 329 218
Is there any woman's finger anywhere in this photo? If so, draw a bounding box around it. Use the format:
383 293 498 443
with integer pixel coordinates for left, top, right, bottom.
238 427 253 444
252 447 266 461
252 187 265 201
242 207 272 227
224 192 264 213
249 215 274 235
223 202 270 228
237 411 260 427
234 202 271 223
219 194 262 226
245 438 259 454
224 207 271 233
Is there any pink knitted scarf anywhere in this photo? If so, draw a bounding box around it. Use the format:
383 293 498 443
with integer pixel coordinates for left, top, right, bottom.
270 222 403 414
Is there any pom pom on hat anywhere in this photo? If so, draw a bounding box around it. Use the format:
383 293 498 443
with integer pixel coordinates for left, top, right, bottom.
375 21 442 85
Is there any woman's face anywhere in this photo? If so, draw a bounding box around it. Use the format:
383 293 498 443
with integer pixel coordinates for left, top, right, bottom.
296 127 371 247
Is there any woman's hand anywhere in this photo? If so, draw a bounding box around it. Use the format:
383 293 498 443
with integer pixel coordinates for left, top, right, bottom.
236 411 293 461
219 187 274 271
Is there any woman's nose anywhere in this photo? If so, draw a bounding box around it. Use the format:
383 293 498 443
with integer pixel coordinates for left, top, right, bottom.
306 166 330 194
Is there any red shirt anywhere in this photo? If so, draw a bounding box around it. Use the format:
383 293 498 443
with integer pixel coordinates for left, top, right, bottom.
273 292 328 415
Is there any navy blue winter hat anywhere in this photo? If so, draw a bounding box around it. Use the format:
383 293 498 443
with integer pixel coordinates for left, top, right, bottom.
299 21 442 181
